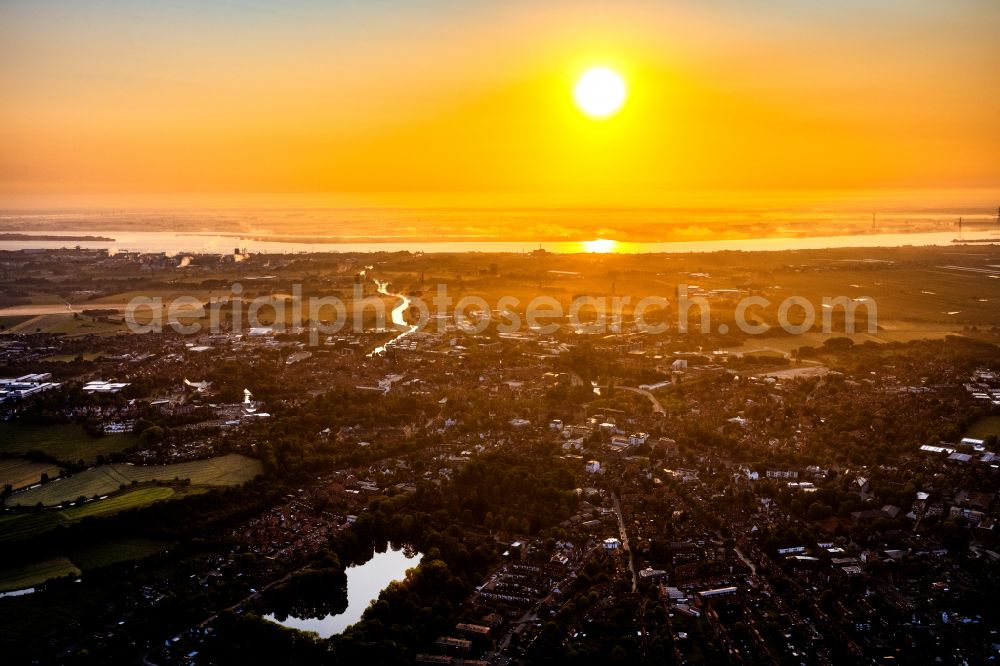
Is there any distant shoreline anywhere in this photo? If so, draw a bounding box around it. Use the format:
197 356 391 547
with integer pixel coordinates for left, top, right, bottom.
0 233 115 242
215 230 1000 245
0 229 996 255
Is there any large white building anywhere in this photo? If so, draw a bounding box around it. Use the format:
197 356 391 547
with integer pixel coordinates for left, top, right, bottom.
0 375 61 401
82 380 130 394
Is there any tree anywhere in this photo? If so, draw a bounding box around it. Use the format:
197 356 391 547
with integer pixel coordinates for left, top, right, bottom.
807 501 833 521
823 337 855 352
138 426 165 445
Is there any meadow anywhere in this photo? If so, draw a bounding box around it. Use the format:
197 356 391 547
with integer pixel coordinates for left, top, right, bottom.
65 537 168 572
0 423 138 465
0 313 126 336
0 458 62 492
966 416 1000 441
0 487 186 543
0 539 168 592
0 556 80 593
0 315 34 331
4 453 262 508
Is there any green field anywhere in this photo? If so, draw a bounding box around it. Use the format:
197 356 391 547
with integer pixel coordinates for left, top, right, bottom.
66 537 169 571
0 312 125 336
61 485 178 517
966 416 1000 441
0 458 62 491
0 485 207 543
4 453 262 507
0 513 64 544
0 315 34 331
0 423 138 465
0 540 167 592
0 556 80 592
48 314 125 336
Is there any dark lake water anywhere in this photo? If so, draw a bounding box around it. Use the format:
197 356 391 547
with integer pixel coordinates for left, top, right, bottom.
264 546 422 638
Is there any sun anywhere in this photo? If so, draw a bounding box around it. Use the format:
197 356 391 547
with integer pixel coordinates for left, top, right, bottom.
583 238 617 253
574 67 627 119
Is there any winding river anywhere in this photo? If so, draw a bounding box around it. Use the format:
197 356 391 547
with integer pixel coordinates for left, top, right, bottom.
367 280 419 357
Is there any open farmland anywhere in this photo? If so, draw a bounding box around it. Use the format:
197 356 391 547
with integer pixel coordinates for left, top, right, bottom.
0 512 64 544
0 540 167 591
4 454 261 508
0 424 137 465
0 312 125 336
0 485 208 543
0 556 80 593
58 485 179 518
376 245 1000 343
66 538 168 572
0 458 61 492
0 315 34 331
4 454 262 507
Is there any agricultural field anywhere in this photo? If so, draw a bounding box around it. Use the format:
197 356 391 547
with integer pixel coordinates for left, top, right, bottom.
0 513 64 544
0 540 167 592
966 416 1000 441
0 423 137 465
0 485 208 543
66 537 168 571
0 313 42 334
0 312 126 336
373 248 1000 351
89 288 216 305
58 485 179 518
41 314 126 336
0 458 61 492
0 556 79 593
4 453 262 507
0 315 34 331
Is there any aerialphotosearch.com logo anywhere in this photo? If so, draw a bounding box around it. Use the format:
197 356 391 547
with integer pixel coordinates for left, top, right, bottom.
124 283 877 346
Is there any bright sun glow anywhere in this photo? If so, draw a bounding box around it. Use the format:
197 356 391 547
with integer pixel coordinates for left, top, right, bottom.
583 238 617 253
574 67 627 119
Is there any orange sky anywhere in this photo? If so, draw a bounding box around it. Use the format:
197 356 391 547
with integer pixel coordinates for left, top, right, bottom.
1 1 998 209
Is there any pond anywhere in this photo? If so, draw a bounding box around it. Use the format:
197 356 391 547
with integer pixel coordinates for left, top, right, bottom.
264 546 422 638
